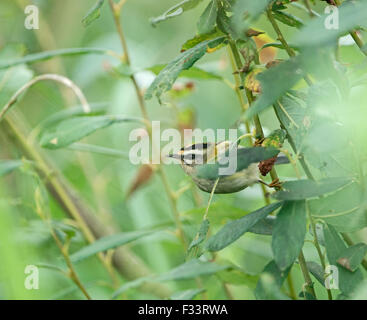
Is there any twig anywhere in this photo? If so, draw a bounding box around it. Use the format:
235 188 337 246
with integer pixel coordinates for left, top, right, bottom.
107 0 188 249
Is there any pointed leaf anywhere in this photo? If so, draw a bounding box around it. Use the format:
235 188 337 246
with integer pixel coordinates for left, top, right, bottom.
82 0 105 27
323 224 364 296
306 261 325 287
206 202 282 251
151 0 204 26
337 243 367 272
272 177 353 201
197 0 218 34
39 115 143 149
145 36 226 101
188 219 210 252
272 200 306 270
70 230 155 262
196 146 279 180
243 57 304 120
255 260 291 300
0 160 23 177
147 64 222 80
170 288 205 300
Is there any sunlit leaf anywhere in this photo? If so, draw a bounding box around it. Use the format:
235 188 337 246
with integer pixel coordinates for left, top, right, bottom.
272 177 353 201
206 202 282 251
337 243 367 272
70 230 156 262
272 200 306 270
82 0 105 27
145 36 226 101
39 115 144 149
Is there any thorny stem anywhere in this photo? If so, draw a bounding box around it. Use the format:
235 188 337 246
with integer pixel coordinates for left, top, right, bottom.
107 0 188 249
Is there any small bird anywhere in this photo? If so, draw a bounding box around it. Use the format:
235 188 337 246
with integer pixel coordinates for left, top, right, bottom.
168 141 284 194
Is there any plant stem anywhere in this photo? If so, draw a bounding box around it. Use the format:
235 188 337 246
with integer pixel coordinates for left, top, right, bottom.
298 251 317 298
107 0 188 248
303 0 316 17
2 113 172 298
266 5 313 86
286 270 297 300
306 203 333 299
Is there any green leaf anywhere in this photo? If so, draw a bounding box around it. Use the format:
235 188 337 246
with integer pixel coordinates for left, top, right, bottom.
206 202 282 251
170 288 205 300
298 291 316 300
309 181 367 232
70 230 155 262
323 224 364 296
112 259 229 297
216 266 258 287
231 0 273 40
248 215 275 235
0 160 23 177
272 200 306 270
306 261 325 287
243 57 304 120
294 1 367 48
181 30 225 51
147 64 222 80
272 10 303 29
337 243 367 272
196 146 279 180
82 0 105 27
188 219 210 252
181 202 250 225
0 48 109 70
145 36 226 101
38 102 108 129
272 177 353 201
39 115 143 149
156 259 229 282
197 0 218 34
151 0 204 26
254 260 291 300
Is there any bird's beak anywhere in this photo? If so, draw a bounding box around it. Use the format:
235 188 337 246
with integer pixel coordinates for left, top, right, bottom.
167 153 181 160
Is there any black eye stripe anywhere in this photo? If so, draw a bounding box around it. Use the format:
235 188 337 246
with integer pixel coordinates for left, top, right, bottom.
181 143 209 151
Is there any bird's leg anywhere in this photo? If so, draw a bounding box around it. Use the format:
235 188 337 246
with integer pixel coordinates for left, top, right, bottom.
258 178 283 189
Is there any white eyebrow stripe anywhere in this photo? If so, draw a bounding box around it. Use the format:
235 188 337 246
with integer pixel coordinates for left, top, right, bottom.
182 149 205 156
